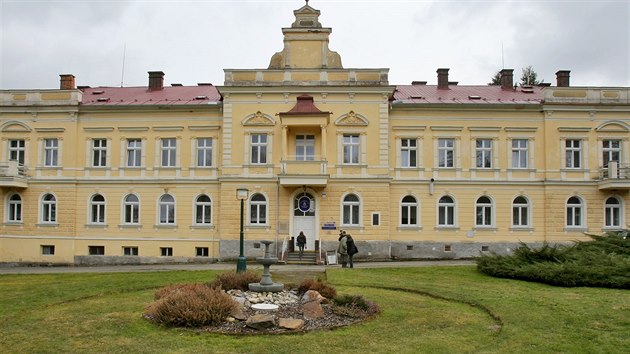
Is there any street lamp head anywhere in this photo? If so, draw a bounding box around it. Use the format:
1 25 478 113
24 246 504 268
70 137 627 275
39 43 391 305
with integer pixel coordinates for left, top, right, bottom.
236 188 249 200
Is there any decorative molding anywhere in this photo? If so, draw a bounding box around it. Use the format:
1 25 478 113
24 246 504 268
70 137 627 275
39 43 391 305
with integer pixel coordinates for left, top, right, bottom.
35 127 65 133
83 127 114 132
188 125 220 131
153 126 184 132
595 120 630 132
0 121 32 132
335 111 368 126
242 111 276 126
468 127 501 132
392 126 426 131
557 127 591 132
430 126 463 131
505 127 538 132
118 127 149 132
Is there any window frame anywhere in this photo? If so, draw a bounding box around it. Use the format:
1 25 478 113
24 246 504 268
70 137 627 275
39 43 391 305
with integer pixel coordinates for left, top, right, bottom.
250 134 268 165
437 195 456 227
123 246 139 256
43 138 59 167
341 193 361 226
511 139 528 169
475 196 493 227
511 196 530 228
342 134 360 165
602 139 621 168
9 139 26 165
7 193 22 222
160 247 173 257
401 138 418 168
89 194 106 224
126 138 142 167
295 134 315 161
194 194 212 225
196 247 209 257
249 193 268 225
400 195 418 226
565 139 582 169
604 196 622 229
196 138 213 167
123 194 140 224
438 138 454 168
41 245 55 256
92 139 107 167
161 138 177 167
158 194 176 225
475 139 492 169
566 196 584 228
41 193 57 224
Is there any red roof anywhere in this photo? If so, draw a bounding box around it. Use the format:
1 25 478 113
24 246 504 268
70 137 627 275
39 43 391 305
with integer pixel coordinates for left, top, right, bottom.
80 86 221 106
279 95 331 115
393 85 544 104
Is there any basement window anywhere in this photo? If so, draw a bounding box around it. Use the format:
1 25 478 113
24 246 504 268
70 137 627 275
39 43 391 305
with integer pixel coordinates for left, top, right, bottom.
444 245 452 252
123 247 138 256
196 247 209 257
160 247 173 257
41 245 55 256
88 245 105 255
406 245 414 251
481 245 489 252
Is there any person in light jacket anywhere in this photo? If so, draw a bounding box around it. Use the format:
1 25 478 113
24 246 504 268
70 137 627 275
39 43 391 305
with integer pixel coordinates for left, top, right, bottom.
337 230 348 268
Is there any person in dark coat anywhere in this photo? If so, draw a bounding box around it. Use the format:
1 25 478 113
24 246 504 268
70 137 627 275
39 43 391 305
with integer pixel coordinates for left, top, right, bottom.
337 230 348 268
296 231 307 258
346 234 358 268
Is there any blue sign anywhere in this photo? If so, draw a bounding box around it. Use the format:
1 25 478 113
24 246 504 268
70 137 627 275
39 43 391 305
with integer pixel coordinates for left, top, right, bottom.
298 196 311 212
322 222 336 230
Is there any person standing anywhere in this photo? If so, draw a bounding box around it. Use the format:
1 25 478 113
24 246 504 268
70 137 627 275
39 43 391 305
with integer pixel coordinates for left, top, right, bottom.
296 231 307 258
337 230 348 268
346 234 358 268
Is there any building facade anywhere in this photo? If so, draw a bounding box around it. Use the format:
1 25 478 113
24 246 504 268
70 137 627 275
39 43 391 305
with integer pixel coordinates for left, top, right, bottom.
1 3 629 265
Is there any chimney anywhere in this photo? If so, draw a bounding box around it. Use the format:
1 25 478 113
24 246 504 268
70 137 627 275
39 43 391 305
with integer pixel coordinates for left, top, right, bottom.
500 69 514 90
556 70 570 87
148 71 165 90
59 74 75 90
437 68 449 89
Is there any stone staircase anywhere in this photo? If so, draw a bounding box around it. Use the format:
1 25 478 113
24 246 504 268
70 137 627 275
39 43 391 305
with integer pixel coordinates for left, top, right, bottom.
286 250 318 265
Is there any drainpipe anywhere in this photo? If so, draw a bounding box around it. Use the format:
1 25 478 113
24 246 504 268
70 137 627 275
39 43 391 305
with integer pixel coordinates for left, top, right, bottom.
275 177 280 258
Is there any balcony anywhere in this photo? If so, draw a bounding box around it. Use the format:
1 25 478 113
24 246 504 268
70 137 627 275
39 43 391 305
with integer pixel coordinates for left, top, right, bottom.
598 162 630 190
0 161 28 188
279 156 328 186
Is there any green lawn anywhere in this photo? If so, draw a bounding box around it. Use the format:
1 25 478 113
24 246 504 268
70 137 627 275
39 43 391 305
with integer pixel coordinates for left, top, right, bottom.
1 266 629 353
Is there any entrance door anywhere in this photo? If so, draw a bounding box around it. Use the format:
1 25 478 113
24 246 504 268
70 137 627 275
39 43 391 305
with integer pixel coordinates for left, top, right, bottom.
293 191 316 250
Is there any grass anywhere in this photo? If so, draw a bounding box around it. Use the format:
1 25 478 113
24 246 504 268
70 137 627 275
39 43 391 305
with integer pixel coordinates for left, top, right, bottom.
1 267 629 353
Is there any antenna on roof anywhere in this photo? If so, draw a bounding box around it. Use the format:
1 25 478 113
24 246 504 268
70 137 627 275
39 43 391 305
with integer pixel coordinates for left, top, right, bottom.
501 41 505 69
120 43 127 88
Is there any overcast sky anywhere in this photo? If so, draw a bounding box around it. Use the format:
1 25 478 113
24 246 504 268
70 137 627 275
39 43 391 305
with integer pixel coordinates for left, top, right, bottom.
1 0 628 89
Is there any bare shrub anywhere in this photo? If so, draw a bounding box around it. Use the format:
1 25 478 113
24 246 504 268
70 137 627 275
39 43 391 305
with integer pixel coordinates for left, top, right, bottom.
297 278 337 299
332 294 381 318
208 271 261 291
145 283 238 327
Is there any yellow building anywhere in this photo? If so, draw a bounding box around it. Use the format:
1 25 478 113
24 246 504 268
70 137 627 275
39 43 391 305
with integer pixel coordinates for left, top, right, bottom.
1 3 628 265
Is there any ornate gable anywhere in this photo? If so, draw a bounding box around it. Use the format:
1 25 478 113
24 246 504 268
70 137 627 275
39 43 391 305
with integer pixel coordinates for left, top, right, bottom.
242 111 276 126
335 111 369 126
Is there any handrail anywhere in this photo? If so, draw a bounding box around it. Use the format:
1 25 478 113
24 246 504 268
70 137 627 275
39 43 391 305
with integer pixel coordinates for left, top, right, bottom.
0 161 28 178
599 162 630 180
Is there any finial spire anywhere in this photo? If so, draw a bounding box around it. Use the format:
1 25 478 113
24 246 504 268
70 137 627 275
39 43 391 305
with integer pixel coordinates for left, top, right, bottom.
305 0 309 4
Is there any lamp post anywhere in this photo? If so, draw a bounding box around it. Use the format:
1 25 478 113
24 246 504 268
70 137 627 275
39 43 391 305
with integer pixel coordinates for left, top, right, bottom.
236 188 249 272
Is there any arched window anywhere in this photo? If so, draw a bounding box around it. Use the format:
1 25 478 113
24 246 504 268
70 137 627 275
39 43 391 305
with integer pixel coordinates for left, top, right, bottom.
401 195 418 226
512 196 530 227
566 196 583 227
249 193 267 224
90 194 105 224
294 192 315 217
605 197 621 228
342 194 360 226
42 194 56 223
438 196 455 226
475 196 492 227
123 194 139 224
159 194 175 224
195 195 212 224
8 194 22 222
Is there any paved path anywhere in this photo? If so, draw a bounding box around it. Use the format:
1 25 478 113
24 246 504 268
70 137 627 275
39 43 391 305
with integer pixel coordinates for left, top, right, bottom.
0 260 474 274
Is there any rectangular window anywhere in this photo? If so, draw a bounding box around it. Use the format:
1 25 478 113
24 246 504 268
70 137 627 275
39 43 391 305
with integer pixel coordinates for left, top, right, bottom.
88 246 105 255
41 245 55 255
92 139 107 167
343 134 360 164
44 139 59 167
602 140 621 167
475 139 492 168
160 247 173 257
295 135 315 161
371 212 380 226
401 138 417 168
438 138 454 168
251 134 268 164
197 138 213 167
9 139 25 164
126 139 142 167
161 138 176 167
512 139 528 169
196 247 209 257
123 246 138 256
565 139 581 168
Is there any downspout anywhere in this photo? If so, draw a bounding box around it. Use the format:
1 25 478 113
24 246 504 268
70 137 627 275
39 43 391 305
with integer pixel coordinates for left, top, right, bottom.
275 177 280 258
